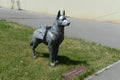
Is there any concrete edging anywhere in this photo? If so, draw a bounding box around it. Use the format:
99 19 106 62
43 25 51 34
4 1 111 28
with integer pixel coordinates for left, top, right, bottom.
85 60 120 80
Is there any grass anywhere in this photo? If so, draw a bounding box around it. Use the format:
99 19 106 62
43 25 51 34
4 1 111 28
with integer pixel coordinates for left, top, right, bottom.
0 20 120 80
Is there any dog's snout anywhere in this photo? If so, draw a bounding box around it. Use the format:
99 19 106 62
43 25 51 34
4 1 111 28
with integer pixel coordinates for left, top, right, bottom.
68 22 70 25
66 21 70 26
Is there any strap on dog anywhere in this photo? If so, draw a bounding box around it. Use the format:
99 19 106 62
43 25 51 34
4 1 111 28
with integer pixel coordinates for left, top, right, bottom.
43 26 51 40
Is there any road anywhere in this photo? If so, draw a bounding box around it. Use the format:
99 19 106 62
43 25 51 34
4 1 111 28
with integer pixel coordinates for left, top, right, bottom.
0 8 120 50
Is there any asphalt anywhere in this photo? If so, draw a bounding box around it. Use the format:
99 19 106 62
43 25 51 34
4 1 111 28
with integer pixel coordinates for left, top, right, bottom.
0 8 120 80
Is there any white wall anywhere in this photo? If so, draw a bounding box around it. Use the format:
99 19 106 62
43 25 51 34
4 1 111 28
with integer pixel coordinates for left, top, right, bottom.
0 0 120 23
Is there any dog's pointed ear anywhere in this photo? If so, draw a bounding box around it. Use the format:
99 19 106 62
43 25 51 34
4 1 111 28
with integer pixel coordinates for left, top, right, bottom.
57 10 61 19
63 10 65 16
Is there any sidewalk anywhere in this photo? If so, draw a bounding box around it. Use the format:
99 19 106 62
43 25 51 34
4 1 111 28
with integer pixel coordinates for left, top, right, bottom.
85 60 120 80
0 8 120 80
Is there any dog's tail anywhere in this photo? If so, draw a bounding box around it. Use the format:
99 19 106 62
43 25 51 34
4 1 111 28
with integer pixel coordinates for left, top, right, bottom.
30 41 33 46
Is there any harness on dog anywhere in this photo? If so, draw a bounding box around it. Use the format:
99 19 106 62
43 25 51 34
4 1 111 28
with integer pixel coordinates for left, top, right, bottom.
33 26 51 40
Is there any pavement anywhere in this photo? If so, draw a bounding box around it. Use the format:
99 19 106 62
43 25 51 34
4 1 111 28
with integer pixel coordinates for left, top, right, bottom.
85 60 120 80
0 8 120 80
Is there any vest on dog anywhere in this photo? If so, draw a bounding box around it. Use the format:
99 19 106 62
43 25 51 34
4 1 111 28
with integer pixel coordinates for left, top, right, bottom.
33 26 46 40
33 26 51 40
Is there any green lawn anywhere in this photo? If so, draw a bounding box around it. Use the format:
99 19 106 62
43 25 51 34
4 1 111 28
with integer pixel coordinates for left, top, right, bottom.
0 20 120 80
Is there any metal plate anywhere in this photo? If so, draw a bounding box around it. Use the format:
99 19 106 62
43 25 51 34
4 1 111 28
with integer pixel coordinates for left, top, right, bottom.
62 66 87 80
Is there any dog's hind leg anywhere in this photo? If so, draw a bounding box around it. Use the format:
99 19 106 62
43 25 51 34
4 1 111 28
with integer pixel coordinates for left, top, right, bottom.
30 41 33 46
31 38 41 59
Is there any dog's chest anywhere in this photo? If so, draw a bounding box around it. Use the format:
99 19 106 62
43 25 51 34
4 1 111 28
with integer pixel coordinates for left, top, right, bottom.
46 29 64 44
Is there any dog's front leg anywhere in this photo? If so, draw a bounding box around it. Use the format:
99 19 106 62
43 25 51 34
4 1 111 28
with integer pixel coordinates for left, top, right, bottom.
54 45 59 63
48 44 59 67
48 44 56 67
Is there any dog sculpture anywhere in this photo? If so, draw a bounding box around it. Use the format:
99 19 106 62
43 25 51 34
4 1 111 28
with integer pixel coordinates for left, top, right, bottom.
30 10 70 66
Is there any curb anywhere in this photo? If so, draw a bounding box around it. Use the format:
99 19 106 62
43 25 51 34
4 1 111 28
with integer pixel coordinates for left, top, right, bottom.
85 60 120 80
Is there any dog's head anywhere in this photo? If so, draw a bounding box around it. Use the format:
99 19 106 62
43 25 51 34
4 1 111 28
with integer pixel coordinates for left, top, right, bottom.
56 10 70 27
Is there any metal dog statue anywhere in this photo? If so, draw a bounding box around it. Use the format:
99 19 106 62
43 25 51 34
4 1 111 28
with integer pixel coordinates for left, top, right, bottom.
30 10 70 66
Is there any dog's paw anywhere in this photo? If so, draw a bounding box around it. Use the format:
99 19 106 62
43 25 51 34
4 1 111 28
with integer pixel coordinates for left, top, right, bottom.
50 62 56 67
32 55 37 59
50 61 59 67
55 60 59 64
